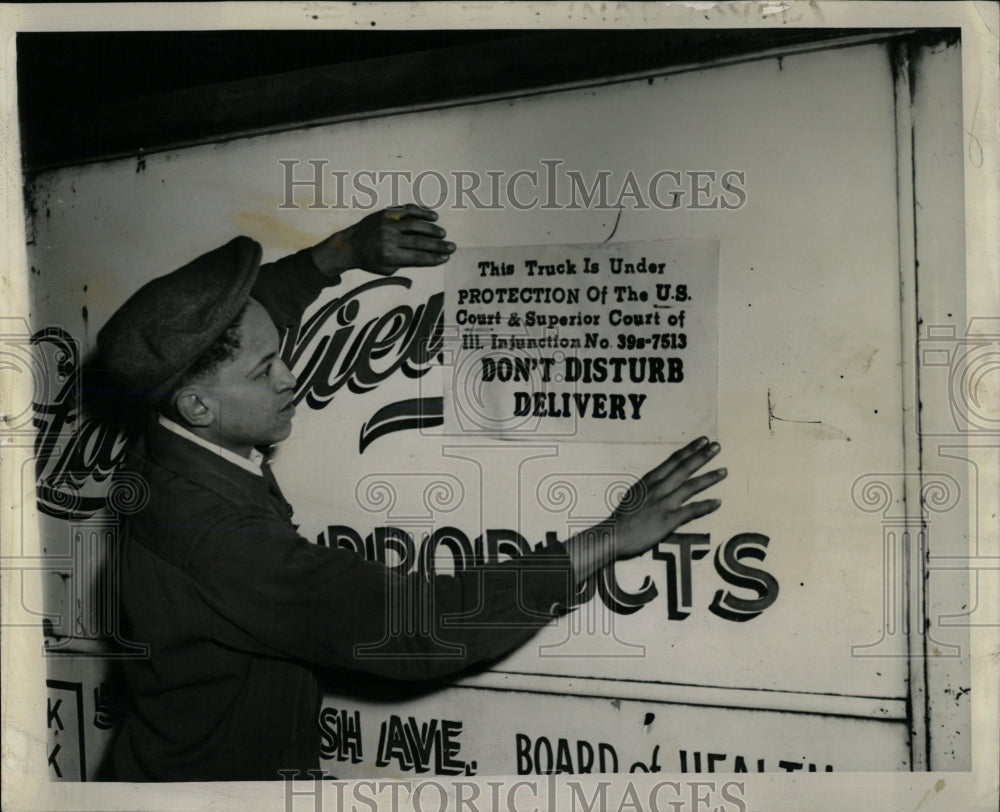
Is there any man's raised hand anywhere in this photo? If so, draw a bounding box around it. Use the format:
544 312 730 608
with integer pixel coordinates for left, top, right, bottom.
564 437 726 586
310 204 455 278
610 437 726 560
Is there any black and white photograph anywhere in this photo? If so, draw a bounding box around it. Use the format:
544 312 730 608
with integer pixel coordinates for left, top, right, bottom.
1 2 997 811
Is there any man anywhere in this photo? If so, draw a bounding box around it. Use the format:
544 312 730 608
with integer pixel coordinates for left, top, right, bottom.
98 205 726 781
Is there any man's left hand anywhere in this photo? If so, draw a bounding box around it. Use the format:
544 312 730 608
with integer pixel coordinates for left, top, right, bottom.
310 204 455 278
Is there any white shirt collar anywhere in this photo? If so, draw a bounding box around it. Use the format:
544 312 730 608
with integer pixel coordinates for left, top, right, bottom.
157 414 265 477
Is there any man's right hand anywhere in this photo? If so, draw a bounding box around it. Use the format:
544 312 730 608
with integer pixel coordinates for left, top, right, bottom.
564 438 726 585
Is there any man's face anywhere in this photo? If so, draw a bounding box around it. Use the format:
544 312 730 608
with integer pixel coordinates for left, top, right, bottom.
197 299 297 457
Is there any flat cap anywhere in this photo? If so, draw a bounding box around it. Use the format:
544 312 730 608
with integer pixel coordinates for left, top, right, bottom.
98 237 262 395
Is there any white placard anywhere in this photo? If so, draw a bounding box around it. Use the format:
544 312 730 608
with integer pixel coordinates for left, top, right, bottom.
444 241 718 443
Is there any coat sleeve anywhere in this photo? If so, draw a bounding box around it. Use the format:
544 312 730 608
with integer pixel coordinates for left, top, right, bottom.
185 507 573 681
250 249 338 332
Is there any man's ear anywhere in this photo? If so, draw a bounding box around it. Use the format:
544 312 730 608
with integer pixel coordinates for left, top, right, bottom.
172 387 214 428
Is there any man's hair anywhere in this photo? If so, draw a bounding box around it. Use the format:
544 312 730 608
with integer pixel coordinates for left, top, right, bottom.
156 301 250 419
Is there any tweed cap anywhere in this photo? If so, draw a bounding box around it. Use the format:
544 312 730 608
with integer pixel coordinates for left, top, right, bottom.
98 237 262 395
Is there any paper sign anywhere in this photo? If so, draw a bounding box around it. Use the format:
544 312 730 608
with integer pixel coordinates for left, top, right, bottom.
443 240 718 443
